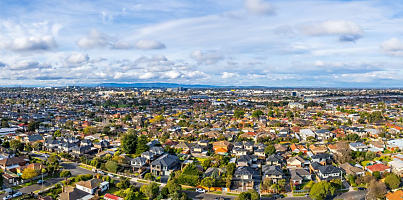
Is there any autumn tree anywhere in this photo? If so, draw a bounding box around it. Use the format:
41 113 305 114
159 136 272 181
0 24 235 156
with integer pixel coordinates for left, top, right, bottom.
367 181 387 200
333 142 351 164
22 168 38 182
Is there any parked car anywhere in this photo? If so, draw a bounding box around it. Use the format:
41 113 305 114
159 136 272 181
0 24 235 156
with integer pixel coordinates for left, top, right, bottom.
3 195 12 200
108 174 115 177
214 198 224 200
92 169 97 173
305 193 309 197
37 180 44 184
196 188 206 193
12 192 22 197
357 187 366 191
98 170 105 175
273 194 284 199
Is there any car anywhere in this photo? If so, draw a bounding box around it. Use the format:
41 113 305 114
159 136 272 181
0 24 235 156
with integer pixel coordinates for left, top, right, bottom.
98 170 106 175
37 180 44 184
3 195 12 200
12 192 22 197
92 169 97 173
305 193 309 197
214 198 224 200
108 174 115 177
357 187 366 191
273 194 284 199
196 188 206 193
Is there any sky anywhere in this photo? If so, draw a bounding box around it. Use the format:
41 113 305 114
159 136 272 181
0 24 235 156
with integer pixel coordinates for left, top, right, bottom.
1 0 403 87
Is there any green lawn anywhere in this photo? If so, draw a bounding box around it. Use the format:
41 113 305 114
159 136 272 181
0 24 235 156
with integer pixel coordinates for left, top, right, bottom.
212 191 222 194
78 165 94 170
361 161 370 166
226 193 240 196
196 157 209 162
102 187 120 195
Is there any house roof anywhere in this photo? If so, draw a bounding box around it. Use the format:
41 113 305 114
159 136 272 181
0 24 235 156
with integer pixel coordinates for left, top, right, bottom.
76 178 104 189
385 190 403 200
234 166 255 176
339 163 364 175
266 154 283 162
318 165 341 174
0 156 28 166
367 163 390 172
262 165 284 176
104 193 123 200
150 154 179 167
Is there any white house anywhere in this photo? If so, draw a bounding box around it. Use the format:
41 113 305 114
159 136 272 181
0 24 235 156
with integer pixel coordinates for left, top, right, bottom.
76 179 109 195
299 129 315 141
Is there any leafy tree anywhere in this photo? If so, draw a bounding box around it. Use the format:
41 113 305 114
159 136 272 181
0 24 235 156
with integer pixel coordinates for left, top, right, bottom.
140 182 159 199
367 181 387 199
384 174 401 189
226 163 236 176
365 151 376 161
53 130 61 137
60 170 71 183
167 179 181 194
248 189 260 200
1 119 9 128
117 177 130 189
33 141 42 151
83 126 97 135
264 145 276 156
251 110 264 118
144 173 155 182
10 139 21 151
105 161 119 173
136 135 149 154
234 110 245 119
309 182 333 200
122 129 138 154
28 121 37 131
201 177 214 192
48 154 59 165
373 171 381 179
2 141 9 148
182 164 199 176
202 159 211 170
22 168 38 182
333 142 351 164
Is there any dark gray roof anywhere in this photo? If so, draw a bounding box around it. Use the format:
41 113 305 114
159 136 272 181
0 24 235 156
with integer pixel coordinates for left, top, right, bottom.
266 154 283 162
318 165 341 175
262 165 284 176
234 166 254 176
151 154 179 167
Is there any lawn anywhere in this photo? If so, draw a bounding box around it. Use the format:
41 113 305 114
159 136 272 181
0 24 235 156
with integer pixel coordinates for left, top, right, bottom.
196 157 209 162
78 165 94 170
226 193 240 196
102 187 120 196
361 161 370 167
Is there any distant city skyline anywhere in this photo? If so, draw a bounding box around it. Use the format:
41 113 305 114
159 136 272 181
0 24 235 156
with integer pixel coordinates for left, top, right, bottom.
1 0 403 87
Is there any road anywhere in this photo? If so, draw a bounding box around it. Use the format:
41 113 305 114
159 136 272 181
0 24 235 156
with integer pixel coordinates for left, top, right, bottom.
0 162 368 200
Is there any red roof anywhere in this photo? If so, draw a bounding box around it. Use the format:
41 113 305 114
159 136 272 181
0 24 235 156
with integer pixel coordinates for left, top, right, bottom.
367 163 390 172
104 193 123 200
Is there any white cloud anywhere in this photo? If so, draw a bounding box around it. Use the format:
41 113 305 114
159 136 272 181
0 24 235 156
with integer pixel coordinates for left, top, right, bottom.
65 53 90 64
77 29 110 49
315 60 325 67
190 50 223 65
298 20 364 37
0 35 57 51
243 0 276 15
162 70 181 79
9 60 51 70
244 60 263 66
112 41 133 49
222 72 237 78
381 38 403 57
184 71 208 79
273 25 294 36
139 72 157 79
134 39 165 50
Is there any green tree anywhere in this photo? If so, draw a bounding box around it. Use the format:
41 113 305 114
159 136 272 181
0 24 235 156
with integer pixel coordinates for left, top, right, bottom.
309 182 333 200
122 129 138 154
201 177 214 192
60 170 71 183
264 145 276 156
53 130 61 137
105 160 119 173
144 173 155 182
251 110 264 118
28 121 37 131
167 179 181 194
48 154 59 165
21 168 38 182
248 189 260 200
384 174 401 189
136 135 149 154
33 141 42 151
365 151 376 161
1 119 9 128
234 110 245 119
10 139 21 151
140 182 159 199
226 163 236 176
116 177 130 189
202 159 211 170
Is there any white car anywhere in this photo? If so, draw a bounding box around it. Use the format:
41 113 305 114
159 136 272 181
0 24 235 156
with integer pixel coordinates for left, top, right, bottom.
108 174 115 177
196 188 206 193
3 195 12 200
12 192 22 197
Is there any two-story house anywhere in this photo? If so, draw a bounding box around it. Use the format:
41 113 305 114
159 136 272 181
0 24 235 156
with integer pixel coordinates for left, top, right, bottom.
150 154 180 176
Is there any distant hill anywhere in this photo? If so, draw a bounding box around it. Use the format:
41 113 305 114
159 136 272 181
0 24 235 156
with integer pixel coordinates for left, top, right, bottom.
98 83 219 88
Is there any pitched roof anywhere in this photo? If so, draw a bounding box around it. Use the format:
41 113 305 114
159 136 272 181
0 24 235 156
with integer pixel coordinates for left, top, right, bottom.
151 154 179 167
367 163 390 172
0 156 28 166
385 190 403 200
76 178 103 189
318 165 341 174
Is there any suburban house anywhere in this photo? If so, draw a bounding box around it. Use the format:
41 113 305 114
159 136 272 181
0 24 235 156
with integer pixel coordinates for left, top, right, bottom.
150 154 180 176
104 193 123 200
366 163 391 174
339 163 365 176
317 165 342 181
262 165 284 183
59 186 92 200
287 156 309 169
299 129 315 141
388 159 403 174
130 157 147 169
314 129 333 141
309 145 328 155
236 155 257 167
266 154 285 167
233 166 257 191
290 168 312 188
213 141 230 155
349 142 368 152
0 156 29 172
75 178 109 195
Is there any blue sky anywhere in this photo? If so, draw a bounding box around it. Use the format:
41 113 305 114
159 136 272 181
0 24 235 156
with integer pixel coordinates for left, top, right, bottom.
0 0 403 87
